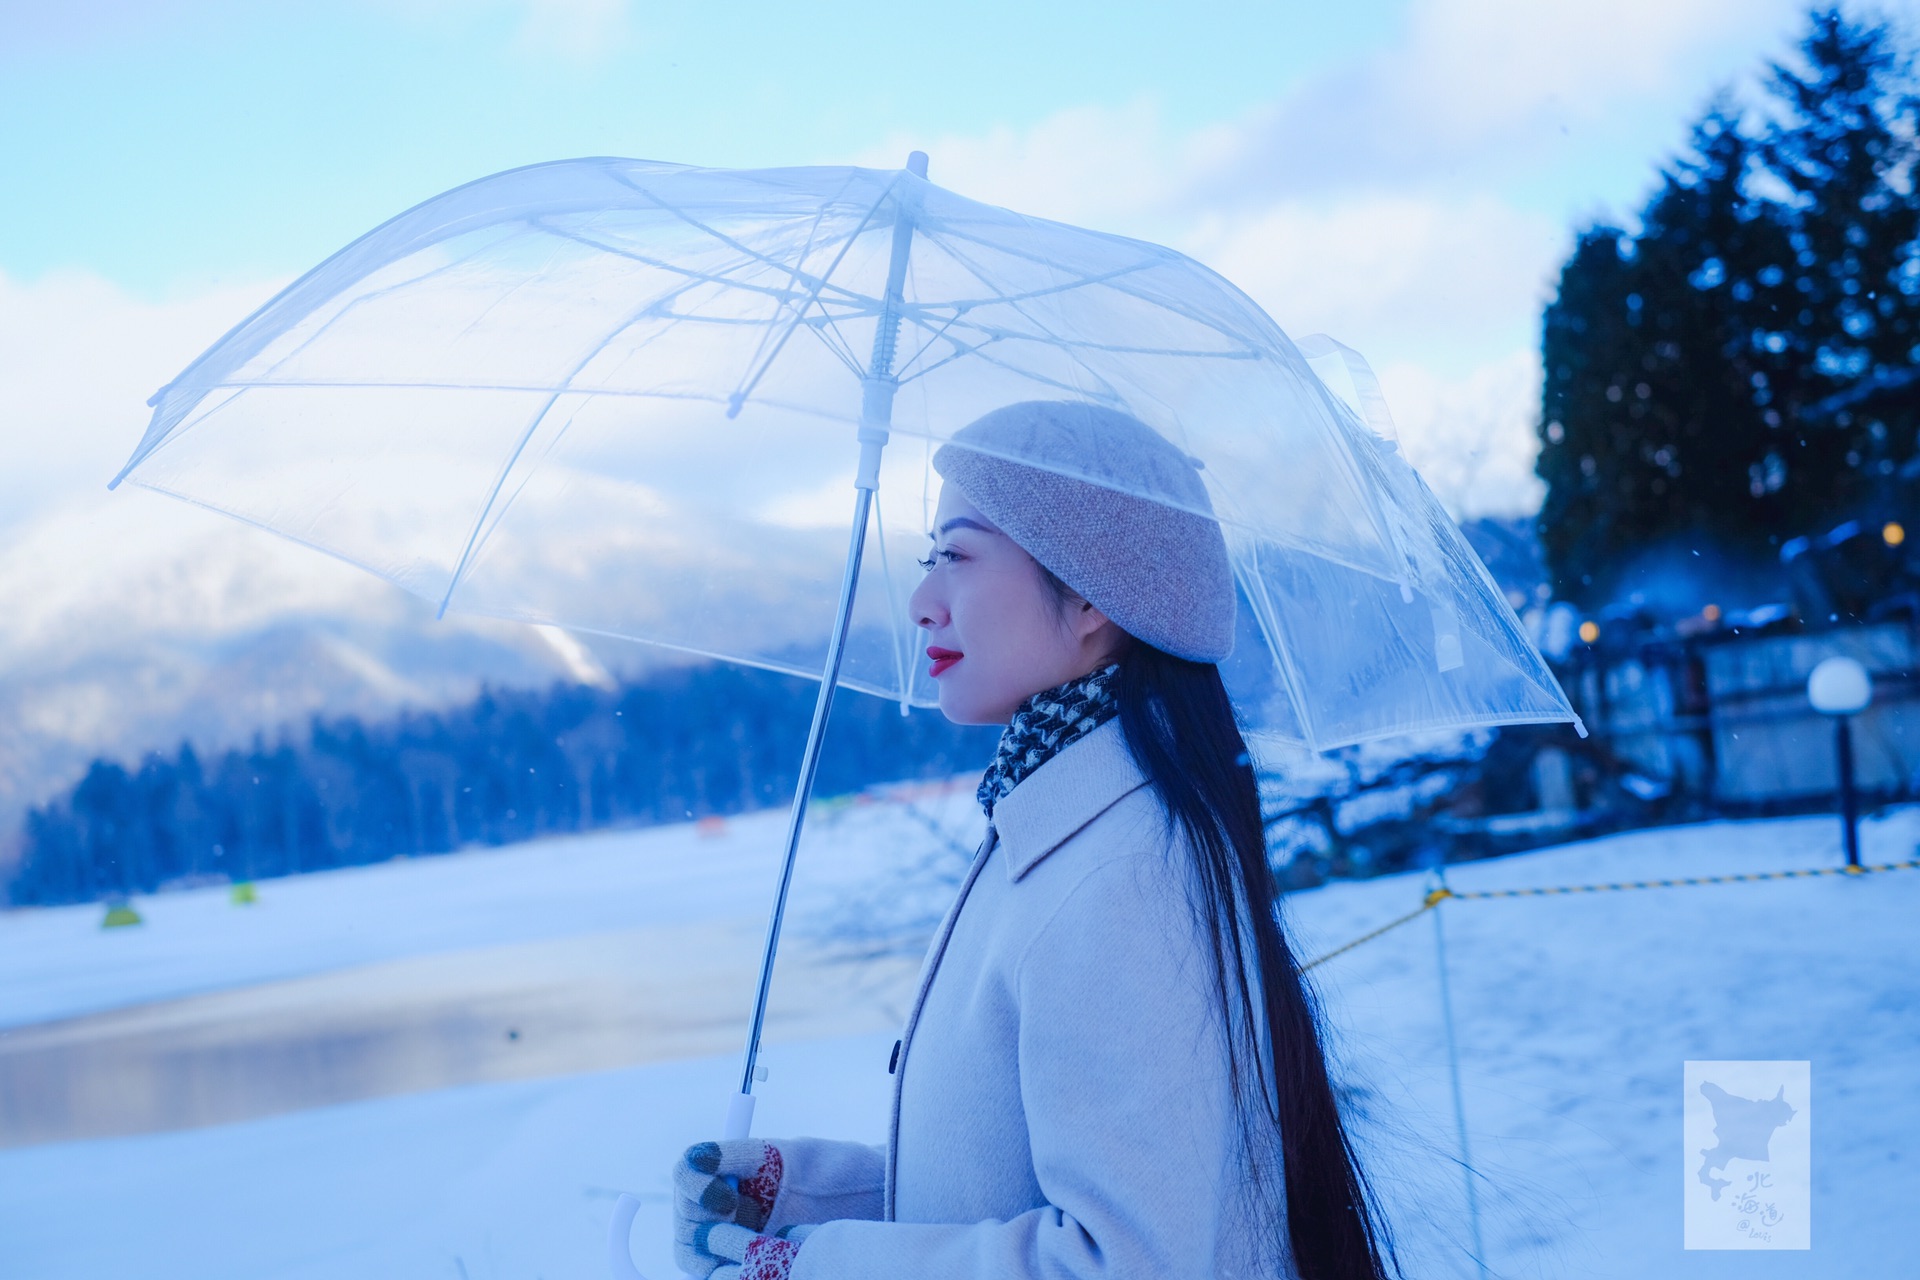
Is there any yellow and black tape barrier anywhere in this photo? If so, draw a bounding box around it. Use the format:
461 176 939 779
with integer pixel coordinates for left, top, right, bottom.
1299 857 1920 972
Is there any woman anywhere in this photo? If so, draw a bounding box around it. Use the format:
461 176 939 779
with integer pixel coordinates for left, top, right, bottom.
672 401 1402 1280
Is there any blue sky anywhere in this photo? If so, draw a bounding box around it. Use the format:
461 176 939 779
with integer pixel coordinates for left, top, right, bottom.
1 0 1817 536
4 1 1407 294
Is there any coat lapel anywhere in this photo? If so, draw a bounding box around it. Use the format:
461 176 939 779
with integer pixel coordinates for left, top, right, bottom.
990 716 1150 882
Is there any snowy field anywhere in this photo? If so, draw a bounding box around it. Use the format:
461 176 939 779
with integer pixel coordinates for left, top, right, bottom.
2 789 1916 1279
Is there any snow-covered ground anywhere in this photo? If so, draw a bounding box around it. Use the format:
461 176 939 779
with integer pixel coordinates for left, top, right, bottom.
2 792 1915 1278
0 777 982 1031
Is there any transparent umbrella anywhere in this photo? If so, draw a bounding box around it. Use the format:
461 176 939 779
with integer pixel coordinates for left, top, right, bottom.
109 151 1582 1275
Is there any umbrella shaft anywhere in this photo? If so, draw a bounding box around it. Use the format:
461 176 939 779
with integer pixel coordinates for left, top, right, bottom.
739 157 923 1098
739 483 875 1096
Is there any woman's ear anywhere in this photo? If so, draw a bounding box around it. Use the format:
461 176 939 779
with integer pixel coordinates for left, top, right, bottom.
1072 597 1115 642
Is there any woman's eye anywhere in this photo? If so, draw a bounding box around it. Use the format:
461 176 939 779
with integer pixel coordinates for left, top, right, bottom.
917 548 958 571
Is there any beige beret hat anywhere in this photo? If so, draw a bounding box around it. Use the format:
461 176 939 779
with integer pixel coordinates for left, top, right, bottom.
931 400 1235 663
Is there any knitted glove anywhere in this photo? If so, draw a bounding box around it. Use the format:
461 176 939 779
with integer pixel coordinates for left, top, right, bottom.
672 1139 818 1278
702 1222 816 1280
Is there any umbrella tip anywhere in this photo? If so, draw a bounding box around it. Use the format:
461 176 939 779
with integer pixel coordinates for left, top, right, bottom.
906 151 929 179
726 392 745 419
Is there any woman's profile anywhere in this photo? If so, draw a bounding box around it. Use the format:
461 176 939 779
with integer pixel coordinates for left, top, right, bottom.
672 400 1402 1280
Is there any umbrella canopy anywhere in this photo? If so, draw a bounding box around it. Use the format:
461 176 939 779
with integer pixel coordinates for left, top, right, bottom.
113 154 1577 751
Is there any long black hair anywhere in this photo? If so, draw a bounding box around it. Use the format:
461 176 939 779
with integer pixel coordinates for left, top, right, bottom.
1043 574 1403 1280
1122 642 1402 1279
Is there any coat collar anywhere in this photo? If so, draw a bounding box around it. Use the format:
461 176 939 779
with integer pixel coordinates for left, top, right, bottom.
989 715 1151 882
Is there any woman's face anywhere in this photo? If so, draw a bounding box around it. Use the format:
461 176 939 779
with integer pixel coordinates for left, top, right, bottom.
907 482 1125 725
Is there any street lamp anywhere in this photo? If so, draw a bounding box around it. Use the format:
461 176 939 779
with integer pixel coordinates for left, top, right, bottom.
1808 656 1873 868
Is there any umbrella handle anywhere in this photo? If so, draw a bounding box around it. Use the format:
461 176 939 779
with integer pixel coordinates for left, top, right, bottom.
607 1195 649 1280
608 1092 759 1280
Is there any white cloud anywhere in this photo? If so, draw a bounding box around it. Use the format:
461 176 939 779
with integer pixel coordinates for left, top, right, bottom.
1380 349 1546 519
0 269 285 527
1186 190 1561 519
1379 0 1778 134
860 98 1226 236
0 269 566 690
853 0 1809 522
1193 0 1804 201
1176 193 1561 360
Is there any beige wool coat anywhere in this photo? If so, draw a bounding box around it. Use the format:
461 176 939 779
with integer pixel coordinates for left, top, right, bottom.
765 716 1299 1279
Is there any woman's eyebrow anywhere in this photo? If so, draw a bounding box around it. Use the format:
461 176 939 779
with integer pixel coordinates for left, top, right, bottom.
935 516 996 537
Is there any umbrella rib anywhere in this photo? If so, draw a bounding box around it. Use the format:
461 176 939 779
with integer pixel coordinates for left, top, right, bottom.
803 301 875 379
603 169 834 275
198 379 699 394
932 222 1269 352
254 231 522 383
947 342 1130 408
965 303 1130 409
1236 553 1320 749
135 383 251 467
735 172 873 393
724 179 900 413
904 314 1225 381
124 477 456 621
529 213 885 322
890 306 974 383
481 617 932 707
191 380 885 432
876 292 1261 362
462 399 596 569
801 315 868 379
932 258 1167 310
599 170 881 309
912 323 1261 361
761 192 875 379
873 238 1077 388
907 234 1136 406
447 234 581 343
434 291 702 617
529 222 829 309
1003 316 1122 406
889 334 999 384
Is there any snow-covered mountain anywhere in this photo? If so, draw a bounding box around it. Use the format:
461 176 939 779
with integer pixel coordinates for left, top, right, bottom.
0 274 644 844
0 488 652 847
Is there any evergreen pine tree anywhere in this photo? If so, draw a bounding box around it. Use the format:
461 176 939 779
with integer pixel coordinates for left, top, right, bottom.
1537 7 1919 609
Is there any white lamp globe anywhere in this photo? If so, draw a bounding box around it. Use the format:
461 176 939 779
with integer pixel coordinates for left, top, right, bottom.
1808 656 1873 716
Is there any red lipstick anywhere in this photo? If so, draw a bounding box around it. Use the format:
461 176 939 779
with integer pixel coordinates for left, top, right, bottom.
926 646 963 677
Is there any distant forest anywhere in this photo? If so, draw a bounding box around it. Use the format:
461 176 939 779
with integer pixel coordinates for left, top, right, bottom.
8 665 999 907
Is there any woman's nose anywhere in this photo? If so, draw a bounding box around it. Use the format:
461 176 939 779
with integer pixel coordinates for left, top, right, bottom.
908 574 945 630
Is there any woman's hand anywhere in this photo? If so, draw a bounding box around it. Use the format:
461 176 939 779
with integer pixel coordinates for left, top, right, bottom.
671 1139 817 1277
689 1221 815 1279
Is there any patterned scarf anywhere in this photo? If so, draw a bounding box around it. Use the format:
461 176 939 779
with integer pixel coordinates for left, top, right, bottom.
976 662 1123 821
